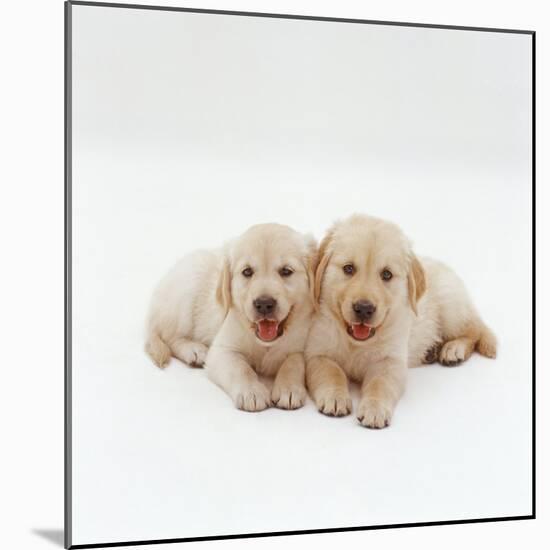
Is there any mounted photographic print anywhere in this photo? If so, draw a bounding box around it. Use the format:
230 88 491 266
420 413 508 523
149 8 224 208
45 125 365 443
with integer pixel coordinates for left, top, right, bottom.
65 1 535 548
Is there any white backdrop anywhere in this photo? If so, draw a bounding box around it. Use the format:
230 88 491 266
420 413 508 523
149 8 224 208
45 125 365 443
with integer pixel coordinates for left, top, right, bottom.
68 4 533 546
2 1 546 550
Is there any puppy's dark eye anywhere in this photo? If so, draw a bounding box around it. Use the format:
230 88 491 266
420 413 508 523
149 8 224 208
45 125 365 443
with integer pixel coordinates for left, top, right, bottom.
279 267 294 277
343 264 355 275
381 269 393 281
242 267 254 278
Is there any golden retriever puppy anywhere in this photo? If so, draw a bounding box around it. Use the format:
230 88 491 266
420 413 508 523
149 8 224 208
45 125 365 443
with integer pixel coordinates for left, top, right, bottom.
146 223 317 411
305 214 497 428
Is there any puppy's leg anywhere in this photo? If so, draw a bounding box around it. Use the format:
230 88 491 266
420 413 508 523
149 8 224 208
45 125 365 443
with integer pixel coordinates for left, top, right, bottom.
145 330 171 368
357 359 406 429
439 335 476 366
306 356 352 416
170 337 208 368
272 353 307 410
439 322 497 366
476 324 497 359
434 265 497 365
206 347 271 412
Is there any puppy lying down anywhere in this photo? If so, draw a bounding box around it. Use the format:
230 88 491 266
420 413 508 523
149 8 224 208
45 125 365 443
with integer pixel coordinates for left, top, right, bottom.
305 214 497 428
146 223 316 411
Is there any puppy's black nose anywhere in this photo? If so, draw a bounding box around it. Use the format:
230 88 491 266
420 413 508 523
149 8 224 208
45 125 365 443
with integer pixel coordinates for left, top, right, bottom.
254 296 277 316
353 300 376 321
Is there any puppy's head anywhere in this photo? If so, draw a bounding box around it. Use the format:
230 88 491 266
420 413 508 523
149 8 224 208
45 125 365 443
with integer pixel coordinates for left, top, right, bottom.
314 214 426 344
217 223 316 345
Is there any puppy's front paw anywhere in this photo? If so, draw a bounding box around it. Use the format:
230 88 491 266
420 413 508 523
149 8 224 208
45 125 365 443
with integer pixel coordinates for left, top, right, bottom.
316 388 352 417
357 398 393 429
234 382 271 412
272 383 306 410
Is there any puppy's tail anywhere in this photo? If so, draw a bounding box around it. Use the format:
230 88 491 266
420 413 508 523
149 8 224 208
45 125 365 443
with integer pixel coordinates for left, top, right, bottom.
145 330 171 368
476 323 497 359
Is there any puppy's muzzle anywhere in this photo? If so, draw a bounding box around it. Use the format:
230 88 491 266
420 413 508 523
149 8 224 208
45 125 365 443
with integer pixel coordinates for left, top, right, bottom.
253 295 283 342
348 299 377 341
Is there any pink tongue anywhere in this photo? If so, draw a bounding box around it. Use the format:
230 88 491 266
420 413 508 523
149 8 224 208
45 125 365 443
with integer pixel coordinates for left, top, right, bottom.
257 320 279 341
352 324 372 340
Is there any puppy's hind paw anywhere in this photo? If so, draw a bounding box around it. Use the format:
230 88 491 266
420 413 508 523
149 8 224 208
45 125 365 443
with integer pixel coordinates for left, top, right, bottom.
173 341 208 368
439 339 470 367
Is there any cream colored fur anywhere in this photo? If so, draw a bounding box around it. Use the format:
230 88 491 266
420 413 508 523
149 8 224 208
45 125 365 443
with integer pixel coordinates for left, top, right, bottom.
146 223 317 412
305 214 497 429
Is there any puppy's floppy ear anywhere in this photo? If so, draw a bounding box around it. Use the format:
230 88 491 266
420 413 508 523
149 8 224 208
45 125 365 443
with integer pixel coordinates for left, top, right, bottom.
313 227 335 308
216 257 232 316
302 234 319 308
407 253 426 315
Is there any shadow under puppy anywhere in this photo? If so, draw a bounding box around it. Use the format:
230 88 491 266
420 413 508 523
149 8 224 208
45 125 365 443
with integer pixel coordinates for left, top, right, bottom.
305 214 497 429
146 223 317 411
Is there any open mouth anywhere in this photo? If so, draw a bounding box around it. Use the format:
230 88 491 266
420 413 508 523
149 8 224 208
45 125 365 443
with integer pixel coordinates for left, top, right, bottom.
254 317 287 342
347 322 376 341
